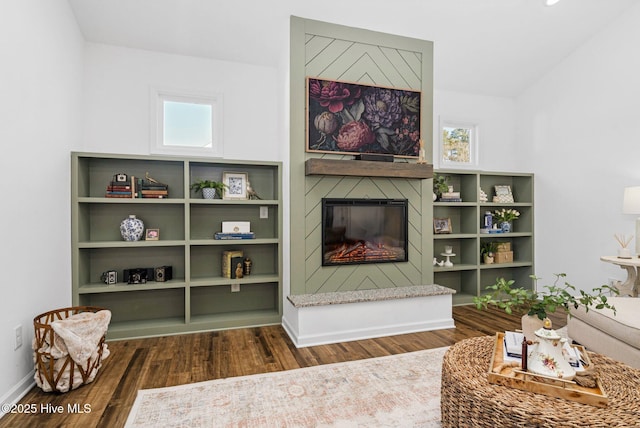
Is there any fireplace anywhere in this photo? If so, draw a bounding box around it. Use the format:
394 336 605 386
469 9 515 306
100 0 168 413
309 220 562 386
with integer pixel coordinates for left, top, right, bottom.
322 198 408 266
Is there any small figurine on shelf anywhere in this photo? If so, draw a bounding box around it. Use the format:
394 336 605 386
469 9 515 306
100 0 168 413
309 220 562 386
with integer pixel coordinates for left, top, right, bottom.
246 181 262 200
479 187 488 203
433 257 444 267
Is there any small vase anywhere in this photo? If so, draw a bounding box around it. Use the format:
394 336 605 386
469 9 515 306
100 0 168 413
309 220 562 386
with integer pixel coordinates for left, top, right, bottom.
483 254 494 264
501 221 512 233
202 188 217 199
120 215 144 241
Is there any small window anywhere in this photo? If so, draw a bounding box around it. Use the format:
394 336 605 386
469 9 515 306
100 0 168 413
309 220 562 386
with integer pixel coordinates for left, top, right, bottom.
440 119 478 168
150 88 223 156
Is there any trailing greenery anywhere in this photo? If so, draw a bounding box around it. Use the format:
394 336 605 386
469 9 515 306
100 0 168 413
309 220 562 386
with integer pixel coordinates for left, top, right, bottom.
190 179 227 194
474 273 618 320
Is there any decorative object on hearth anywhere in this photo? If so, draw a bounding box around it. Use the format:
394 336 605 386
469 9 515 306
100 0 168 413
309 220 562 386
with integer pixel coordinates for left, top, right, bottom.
474 274 618 340
614 233 633 258
306 77 421 158
190 179 227 199
120 214 144 241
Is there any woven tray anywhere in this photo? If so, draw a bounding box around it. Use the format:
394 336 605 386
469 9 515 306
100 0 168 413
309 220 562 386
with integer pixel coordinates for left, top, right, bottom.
488 332 608 407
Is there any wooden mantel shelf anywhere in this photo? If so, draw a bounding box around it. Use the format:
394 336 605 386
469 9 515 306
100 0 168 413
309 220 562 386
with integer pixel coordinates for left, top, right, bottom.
305 158 433 179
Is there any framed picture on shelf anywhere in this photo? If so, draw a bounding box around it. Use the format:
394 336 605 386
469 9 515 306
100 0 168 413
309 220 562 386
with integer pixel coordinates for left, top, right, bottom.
222 172 248 200
145 229 159 240
433 218 452 234
494 185 514 203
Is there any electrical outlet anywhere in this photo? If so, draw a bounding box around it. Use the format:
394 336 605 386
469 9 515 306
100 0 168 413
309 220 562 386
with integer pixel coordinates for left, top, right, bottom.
260 206 268 219
14 325 22 350
231 283 240 292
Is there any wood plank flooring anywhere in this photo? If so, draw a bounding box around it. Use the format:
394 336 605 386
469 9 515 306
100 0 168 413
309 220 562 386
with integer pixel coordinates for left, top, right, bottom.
0 306 565 428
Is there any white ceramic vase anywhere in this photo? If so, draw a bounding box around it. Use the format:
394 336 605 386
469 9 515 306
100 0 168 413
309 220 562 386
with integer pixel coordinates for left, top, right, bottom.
120 214 144 241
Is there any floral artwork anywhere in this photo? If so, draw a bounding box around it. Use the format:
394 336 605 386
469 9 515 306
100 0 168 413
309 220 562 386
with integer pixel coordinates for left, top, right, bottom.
306 77 421 158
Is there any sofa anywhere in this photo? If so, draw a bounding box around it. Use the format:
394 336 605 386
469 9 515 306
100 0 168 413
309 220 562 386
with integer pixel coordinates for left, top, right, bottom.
567 296 640 368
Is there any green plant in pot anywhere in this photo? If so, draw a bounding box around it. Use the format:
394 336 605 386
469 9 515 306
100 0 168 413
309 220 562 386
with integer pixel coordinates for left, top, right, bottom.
480 241 499 264
474 273 618 339
433 173 450 201
190 179 227 199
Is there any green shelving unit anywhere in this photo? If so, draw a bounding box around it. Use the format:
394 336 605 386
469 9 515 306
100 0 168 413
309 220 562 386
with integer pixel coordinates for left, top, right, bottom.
432 169 534 305
71 152 282 340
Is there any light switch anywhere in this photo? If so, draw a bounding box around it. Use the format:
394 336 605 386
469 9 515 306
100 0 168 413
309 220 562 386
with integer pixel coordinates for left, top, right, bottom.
260 206 268 219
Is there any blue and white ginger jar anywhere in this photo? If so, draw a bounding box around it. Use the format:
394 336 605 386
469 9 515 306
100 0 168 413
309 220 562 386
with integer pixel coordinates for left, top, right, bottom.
120 215 144 241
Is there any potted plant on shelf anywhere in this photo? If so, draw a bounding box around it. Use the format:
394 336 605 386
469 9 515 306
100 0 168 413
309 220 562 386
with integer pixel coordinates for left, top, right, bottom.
474 273 618 339
190 179 227 199
433 173 450 201
492 208 520 233
480 241 499 264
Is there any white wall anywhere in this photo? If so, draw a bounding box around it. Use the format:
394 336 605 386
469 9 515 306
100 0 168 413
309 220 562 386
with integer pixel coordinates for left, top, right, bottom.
517 2 640 291
0 0 84 406
81 43 282 162
433 90 518 171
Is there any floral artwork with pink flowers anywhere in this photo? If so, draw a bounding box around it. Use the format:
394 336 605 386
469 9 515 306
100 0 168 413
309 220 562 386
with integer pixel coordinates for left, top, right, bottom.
306 77 421 158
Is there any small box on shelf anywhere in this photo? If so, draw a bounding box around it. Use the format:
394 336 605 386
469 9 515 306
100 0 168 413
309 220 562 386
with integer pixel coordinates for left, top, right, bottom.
495 251 513 264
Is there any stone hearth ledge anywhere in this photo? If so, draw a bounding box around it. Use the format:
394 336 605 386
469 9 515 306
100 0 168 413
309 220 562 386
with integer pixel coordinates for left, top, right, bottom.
287 284 456 308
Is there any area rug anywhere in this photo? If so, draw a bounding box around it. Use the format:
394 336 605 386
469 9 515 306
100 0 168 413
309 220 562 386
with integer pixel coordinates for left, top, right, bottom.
125 347 448 428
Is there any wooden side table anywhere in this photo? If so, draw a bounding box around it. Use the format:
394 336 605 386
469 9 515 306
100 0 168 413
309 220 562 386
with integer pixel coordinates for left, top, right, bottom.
441 336 640 427
600 255 640 297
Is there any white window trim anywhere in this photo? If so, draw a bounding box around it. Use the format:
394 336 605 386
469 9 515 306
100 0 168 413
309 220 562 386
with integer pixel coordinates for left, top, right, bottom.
149 86 223 157
438 118 479 169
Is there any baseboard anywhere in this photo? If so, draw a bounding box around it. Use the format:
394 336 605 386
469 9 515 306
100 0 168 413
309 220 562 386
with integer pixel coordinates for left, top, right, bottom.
282 293 454 348
283 317 454 348
0 370 35 419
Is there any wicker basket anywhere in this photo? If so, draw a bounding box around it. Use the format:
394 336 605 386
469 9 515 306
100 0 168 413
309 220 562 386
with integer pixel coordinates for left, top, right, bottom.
33 306 108 393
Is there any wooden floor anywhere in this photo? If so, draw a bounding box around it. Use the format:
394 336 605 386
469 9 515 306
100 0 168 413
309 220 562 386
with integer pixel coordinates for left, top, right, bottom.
1 306 565 428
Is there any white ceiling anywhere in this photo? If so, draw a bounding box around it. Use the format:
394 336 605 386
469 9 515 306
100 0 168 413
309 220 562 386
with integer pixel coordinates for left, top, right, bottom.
67 0 638 97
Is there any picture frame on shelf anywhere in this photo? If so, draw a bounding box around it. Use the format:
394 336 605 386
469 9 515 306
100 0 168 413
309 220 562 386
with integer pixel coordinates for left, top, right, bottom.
145 229 159 240
433 218 452 234
494 185 514 203
222 172 248 200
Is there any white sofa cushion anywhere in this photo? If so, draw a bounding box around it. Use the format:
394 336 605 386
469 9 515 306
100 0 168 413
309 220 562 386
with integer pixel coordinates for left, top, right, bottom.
570 296 640 349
